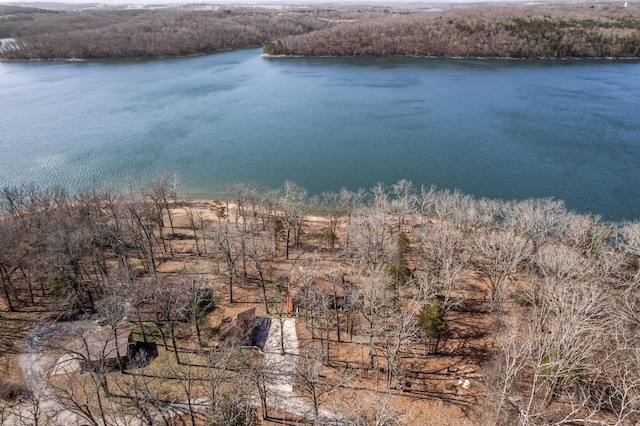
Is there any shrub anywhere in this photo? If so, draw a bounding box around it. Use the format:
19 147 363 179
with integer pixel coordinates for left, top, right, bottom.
0 380 28 402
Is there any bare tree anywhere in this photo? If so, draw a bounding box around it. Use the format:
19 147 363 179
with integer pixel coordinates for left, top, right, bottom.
144 171 175 257
347 205 394 273
487 268 605 425
205 345 258 426
598 328 640 425
620 221 640 282
259 190 283 252
312 284 334 364
504 198 567 253
325 271 344 343
318 191 342 249
167 351 203 426
111 352 175 426
390 179 415 233
471 231 531 312
340 276 361 341
414 184 436 222
247 353 272 421
416 221 468 312
16 373 52 426
122 197 159 276
430 188 465 225
339 187 367 250
181 267 214 348
225 183 262 233
183 202 203 256
296 344 352 425
358 270 394 370
381 303 418 390
211 220 242 303
351 390 405 426
151 281 189 363
268 281 290 356
208 385 258 426
0 228 16 311
47 329 116 426
279 181 308 260
96 289 129 374
560 212 612 257
248 232 274 314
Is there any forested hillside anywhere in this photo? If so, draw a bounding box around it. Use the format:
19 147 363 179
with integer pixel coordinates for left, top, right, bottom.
2 3 640 60
0 5 399 59
264 4 640 58
1 178 640 424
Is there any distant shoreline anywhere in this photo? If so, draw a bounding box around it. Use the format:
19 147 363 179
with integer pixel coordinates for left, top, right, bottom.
3 50 640 63
260 52 640 60
2 2 639 61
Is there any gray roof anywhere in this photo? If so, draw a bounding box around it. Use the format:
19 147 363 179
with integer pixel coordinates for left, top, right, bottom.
82 329 132 362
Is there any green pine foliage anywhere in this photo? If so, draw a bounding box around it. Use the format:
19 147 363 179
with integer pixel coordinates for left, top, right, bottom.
418 299 447 338
384 232 412 288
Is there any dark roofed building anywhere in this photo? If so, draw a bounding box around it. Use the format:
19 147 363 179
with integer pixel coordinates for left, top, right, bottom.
236 307 256 341
80 329 134 372
219 307 260 346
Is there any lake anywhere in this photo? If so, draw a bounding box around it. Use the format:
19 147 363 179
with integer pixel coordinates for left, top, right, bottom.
1 49 639 222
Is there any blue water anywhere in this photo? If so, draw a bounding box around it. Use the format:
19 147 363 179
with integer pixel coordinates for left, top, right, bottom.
1 49 639 221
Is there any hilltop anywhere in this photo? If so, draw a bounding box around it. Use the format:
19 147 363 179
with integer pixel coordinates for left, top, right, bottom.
1 2 639 59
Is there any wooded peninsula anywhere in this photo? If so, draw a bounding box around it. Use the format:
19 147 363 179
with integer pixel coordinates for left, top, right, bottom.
1 2 639 60
0 178 640 425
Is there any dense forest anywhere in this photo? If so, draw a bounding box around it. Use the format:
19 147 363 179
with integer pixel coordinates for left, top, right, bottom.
0 5 400 59
2 3 640 60
264 4 640 58
1 177 640 425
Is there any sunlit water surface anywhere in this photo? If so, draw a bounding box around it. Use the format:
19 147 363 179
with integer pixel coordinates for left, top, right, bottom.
1 49 639 221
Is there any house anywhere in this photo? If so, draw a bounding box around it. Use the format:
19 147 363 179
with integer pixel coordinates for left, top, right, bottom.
237 307 256 336
220 307 256 345
80 329 134 372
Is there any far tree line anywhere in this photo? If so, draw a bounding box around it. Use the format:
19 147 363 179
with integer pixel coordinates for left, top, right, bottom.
2 3 639 60
264 4 640 58
0 6 397 60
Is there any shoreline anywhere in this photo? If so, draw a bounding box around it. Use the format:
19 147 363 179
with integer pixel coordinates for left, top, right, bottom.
261 52 640 61
3 49 639 63
0 47 247 63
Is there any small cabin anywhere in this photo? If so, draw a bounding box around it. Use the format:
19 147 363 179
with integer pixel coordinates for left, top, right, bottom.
80 329 134 372
237 307 256 336
221 307 257 345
